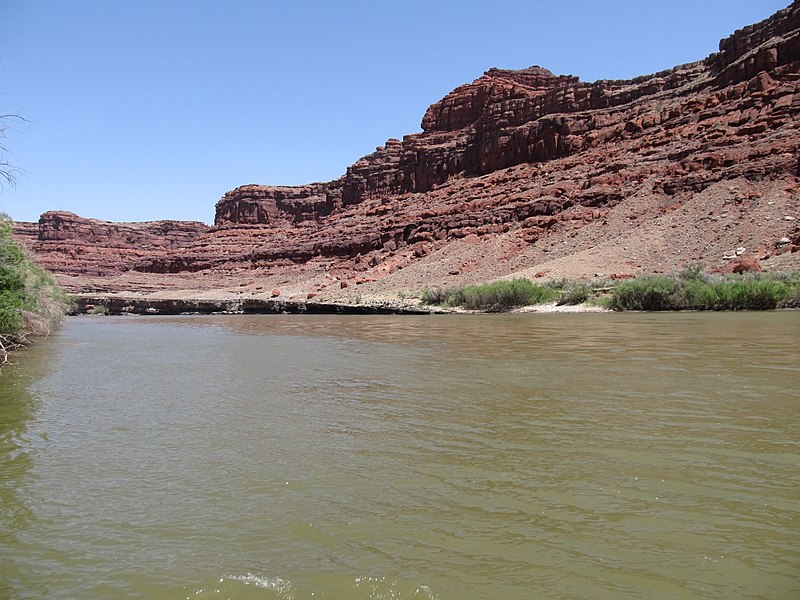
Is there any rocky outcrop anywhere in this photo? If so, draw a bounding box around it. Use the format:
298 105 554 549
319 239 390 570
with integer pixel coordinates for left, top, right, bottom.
212 3 800 228
13 3 800 296
72 295 436 316
14 211 210 277
215 183 342 225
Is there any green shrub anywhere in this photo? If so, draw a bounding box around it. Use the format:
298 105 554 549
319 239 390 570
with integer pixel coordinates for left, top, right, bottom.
778 283 800 308
421 279 557 311
712 278 789 310
609 269 800 311
609 276 679 311
450 279 558 311
420 287 454 306
0 215 70 341
676 263 708 283
423 269 800 312
0 289 23 333
677 279 718 310
557 281 592 305
545 277 569 290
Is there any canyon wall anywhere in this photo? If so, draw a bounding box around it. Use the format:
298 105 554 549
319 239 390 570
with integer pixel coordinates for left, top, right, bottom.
14 2 800 297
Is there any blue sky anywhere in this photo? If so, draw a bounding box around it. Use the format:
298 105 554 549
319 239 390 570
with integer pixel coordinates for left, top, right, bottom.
0 0 790 224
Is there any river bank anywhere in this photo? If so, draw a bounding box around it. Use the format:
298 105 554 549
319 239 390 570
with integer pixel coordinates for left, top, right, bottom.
71 293 443 316
0 216 71 365
71 269 800 316
70 293 611 316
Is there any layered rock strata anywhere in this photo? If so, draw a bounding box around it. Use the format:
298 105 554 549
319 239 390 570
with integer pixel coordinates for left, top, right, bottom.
16 211 210 277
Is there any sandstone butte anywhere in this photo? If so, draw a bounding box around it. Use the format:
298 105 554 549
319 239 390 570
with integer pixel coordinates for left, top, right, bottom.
12 3 800 307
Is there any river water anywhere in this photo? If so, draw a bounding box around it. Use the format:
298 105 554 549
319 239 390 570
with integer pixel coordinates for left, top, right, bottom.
0 313 798 599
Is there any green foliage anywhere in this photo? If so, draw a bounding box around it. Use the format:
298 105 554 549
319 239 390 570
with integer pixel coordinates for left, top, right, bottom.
678 279 717 309
777 272 800 308
780 286 800 308
0 217 26 333
556 281 592 305
676 263 708 283
712 278 789 310
609 269 799 311
422 279 557 311
422 269 800 312
545 277 569 290
608 276 679 311
0 214 70 340
590 295 613 309
420 287 457 306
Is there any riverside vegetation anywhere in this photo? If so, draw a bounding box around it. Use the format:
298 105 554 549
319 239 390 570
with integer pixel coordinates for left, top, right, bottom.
421 268 800 312
0 214 71 364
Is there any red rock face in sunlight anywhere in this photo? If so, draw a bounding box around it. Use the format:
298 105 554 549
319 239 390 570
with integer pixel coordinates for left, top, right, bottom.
13 4 800 298
16 211 210 278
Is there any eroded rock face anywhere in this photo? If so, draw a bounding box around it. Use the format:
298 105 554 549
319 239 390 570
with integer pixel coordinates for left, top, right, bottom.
215 183 342 226
212 3 800 229
14 3 800 295
14 211 210 277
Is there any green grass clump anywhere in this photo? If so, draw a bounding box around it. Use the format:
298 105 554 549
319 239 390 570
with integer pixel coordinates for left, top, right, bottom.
677 279 718 309
609 269 799 311
556 281 594 305
711 278 790 310
420 287 452 306
608 276 679 311
0 215 71 344
422 278 557 311
778 273 800 308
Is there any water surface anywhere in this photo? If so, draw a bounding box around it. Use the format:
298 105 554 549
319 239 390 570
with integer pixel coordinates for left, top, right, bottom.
1 313 798 599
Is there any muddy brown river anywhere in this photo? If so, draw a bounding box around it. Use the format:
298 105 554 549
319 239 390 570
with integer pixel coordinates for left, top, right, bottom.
1 313 798 599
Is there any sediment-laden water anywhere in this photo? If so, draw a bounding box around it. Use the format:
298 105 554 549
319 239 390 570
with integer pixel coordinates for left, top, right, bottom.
1 313 798 599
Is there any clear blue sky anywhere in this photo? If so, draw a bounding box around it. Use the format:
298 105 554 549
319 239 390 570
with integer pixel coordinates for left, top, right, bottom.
0 0 791 224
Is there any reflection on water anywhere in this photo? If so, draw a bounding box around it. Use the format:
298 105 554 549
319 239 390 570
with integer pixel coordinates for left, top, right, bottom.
0 313 798 599
0 344 51 600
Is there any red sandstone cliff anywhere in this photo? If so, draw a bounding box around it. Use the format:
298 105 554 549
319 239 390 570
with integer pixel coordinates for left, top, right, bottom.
14 3 800 298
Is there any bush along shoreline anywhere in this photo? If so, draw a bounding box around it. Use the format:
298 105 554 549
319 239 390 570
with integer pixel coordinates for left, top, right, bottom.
0 215 71 365
421 268 800 312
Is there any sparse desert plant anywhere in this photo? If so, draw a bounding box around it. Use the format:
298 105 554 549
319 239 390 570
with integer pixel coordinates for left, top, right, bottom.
420 287 459 306
676 263 709 283
545 277 569 290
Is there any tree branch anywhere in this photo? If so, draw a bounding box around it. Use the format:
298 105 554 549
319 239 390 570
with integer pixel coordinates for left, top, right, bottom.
0 334 24 367
0 114 28 191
